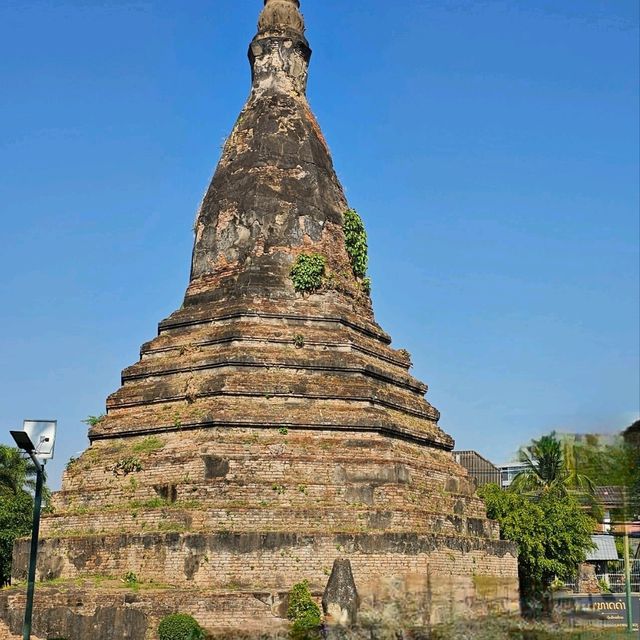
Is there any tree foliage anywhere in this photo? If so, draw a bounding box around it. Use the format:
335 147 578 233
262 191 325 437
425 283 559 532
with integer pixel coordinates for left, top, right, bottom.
570 433 640 518
0 446 37 495
571 434 639 489
0 490 32 586
0 446 37 586
479 483 595 616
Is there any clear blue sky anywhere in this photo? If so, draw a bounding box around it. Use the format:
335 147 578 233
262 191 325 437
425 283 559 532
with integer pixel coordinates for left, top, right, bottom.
1 0 638 489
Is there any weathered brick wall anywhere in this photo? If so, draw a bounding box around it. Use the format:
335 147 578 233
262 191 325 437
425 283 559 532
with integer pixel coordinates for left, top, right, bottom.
0 588 290 639
15 530 517 592
44 430 493 540
3 547 518 639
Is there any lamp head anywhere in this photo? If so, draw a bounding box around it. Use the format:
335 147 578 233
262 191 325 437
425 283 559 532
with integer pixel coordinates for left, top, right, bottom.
10 430 36 452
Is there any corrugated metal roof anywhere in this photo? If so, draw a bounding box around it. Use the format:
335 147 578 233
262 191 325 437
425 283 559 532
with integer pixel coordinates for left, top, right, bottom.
586 535 619 561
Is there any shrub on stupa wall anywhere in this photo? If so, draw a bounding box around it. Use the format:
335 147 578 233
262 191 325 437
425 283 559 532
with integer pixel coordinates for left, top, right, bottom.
290 253 326 293
288 580 322 639
343 208 368 279
158 613 205 640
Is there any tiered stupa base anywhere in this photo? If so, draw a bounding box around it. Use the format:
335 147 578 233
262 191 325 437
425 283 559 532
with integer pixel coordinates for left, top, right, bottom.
4 426 518 638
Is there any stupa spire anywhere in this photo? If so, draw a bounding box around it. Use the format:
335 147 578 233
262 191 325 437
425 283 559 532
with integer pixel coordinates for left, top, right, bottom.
250 0 311 96
257 0 305 37
188 0 350 308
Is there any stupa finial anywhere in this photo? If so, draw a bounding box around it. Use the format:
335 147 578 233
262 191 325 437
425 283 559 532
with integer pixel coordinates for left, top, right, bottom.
258 0 305 37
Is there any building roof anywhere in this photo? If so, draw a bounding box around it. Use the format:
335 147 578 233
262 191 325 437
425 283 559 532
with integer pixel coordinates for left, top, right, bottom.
453 450 499 470
586 535 619 562
498 462 527 471
594 486 626 508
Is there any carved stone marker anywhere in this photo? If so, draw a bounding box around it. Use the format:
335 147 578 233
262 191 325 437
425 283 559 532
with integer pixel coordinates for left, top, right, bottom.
322 559 358 627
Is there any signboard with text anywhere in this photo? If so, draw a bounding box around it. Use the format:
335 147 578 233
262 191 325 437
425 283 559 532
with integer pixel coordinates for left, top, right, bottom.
554 594 639 631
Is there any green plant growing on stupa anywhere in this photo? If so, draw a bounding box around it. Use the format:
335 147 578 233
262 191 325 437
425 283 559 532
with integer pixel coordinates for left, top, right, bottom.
82 415 106 427
113 457 143 476
132 436 165 455
290 253 326 293
158 613 204 640
343 208 368 279
123 571 138 585
287 580 322 639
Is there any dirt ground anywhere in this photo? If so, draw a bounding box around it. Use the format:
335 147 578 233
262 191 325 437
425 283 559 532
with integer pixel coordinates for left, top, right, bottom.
0 620 44 640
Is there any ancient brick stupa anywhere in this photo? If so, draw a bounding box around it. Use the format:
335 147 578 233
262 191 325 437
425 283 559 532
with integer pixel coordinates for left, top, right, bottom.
3 2 518 637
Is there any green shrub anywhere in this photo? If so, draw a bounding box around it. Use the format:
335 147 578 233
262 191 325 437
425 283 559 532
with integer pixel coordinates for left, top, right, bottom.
291 615 322 640
290 253 326 293
158 613 205 640
343 209 368 279
113 456 143 476
123 571 139 584
287 580 321 639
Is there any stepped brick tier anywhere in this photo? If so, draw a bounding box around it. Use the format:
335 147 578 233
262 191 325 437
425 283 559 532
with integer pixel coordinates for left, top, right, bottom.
4 1 519 638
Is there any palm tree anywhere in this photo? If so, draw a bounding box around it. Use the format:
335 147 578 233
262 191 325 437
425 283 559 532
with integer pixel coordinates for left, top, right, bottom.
511 432 596 500
0 445 37 495
511 432 566 495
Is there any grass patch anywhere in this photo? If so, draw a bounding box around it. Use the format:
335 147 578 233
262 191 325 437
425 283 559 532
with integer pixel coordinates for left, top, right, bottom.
132 436 166 455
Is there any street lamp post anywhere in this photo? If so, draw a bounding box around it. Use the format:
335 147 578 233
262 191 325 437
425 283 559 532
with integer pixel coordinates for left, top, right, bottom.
10 420 56 640
622 524 633 635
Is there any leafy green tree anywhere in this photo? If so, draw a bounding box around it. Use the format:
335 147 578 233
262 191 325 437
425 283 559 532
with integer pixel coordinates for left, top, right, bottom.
571 434 640 520
512 432 564 493
0 485 33 585
479 483 595 616
0 445 50 586
574 435 638 487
